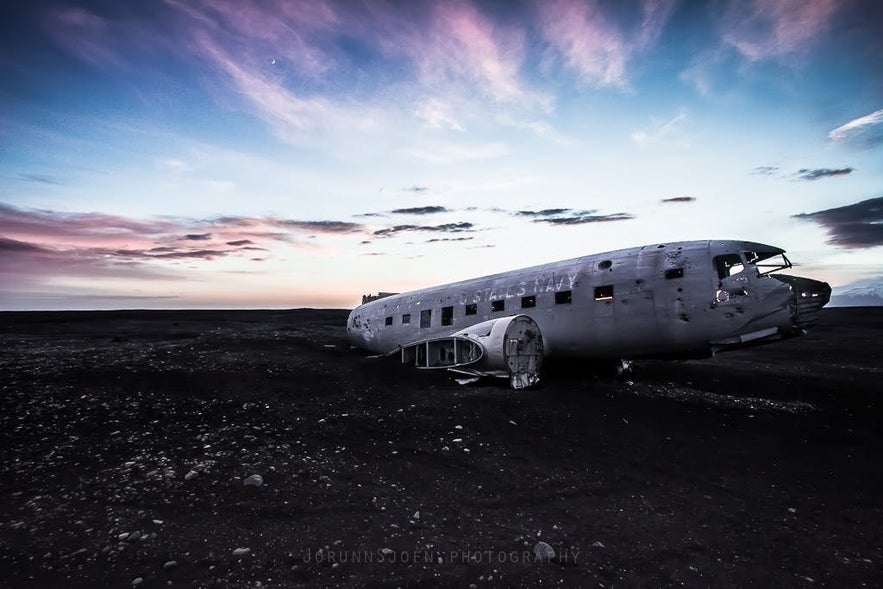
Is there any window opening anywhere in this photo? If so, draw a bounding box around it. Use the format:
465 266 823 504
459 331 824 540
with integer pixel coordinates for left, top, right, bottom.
491 300 505 312
555 290 572 304
420 309 431 328
521 295 536 308
594 285 614 301
441 306 453 326
714 254 744 279
402 313 411 324
465 303 477 316
665 268 684 279
385 316 393 326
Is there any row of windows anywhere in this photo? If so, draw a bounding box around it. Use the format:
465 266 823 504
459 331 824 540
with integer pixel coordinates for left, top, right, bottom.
382 285 620 328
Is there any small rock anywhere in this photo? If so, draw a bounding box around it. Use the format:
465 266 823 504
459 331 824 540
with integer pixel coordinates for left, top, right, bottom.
232 547 251 557
413 510 420 520
592 541 605 548
163 560 177 569
184 471 198 481
132 578 143 586
533 541 555 562
787 507 797 513
243 474 263 487
380 548 394 556
127 531 141 542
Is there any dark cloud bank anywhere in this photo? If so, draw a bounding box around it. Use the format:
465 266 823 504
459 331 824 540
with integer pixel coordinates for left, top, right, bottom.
794 196 883 248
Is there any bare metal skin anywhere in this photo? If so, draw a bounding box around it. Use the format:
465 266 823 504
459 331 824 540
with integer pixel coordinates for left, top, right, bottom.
347 240 830 387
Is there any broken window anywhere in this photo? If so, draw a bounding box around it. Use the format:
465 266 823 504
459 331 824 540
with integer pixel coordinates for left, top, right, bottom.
465 303 477 315
594 285 614 301
665 268 684 279
491 300 505 312
402 313 411 324
420 309 431 328
441 306 453 326
598 259 612 270
744 251 792 275
714 254 744 279
555 290 572 304
385 316 393 326
521 295 536 308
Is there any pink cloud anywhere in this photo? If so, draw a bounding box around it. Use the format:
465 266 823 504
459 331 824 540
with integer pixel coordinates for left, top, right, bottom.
720 0 842 60
536 0 676 88
414 1 529 102
0 203 366 274
169 0 341 77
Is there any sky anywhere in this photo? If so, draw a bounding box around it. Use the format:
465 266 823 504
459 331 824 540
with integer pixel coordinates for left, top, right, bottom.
1 0 881 310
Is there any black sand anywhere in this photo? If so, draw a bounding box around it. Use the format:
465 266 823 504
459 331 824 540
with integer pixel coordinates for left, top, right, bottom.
1 308 881 587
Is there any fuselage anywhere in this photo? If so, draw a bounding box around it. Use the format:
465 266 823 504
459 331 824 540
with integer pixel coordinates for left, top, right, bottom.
346 240 830 360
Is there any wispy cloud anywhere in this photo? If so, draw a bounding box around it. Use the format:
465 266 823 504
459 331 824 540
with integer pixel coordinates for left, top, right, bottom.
390 206 449 215
373 222 475 238
720 0 841 61
796 167 853 181
631 111 689 146
403 185 430 193
19 173 65 185
182 233 212 241
515 208 573 217
533 212 634 225
374 1 534 104
661 196 696 204
752 165 780 175
426 236 474 243
0 203 365 277
537 0 676 88
274 220 364 234
828 110 883 148
793 196 883 249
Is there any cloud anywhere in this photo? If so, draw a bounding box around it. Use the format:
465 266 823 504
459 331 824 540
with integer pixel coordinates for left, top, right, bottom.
19 174 65 185
274 220 364 234
660 196 696 204
0 237 47 252
720 0 842 61
426 237 474 243
0 203 365 285
533 212 634 225
828 110 883 148
373 1 535 104
536 0 676 88
631 111 689 146
752 166 780 175
390 206 449 215
793 196 883 248
515 208 573 217
403 185 430 193
796 167 853 181
373 222 475 238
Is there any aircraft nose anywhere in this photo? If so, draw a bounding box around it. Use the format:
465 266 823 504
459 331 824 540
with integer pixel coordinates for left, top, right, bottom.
791 277 831 327
770 274 831 328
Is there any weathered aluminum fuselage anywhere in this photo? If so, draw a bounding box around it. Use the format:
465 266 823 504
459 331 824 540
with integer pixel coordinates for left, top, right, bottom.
346 240 830 360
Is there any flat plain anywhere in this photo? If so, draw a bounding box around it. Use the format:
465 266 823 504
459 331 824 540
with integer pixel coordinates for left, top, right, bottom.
0 307 881 587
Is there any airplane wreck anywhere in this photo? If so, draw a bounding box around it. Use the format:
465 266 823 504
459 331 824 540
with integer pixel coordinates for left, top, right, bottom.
347 240 831 389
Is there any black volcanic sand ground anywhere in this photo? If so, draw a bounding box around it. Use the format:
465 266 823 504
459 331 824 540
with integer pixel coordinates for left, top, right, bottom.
1 308 881 588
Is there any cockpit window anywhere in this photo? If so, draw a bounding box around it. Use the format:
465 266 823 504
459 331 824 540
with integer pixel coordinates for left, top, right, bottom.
743 251 792 276
714 254 744 279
